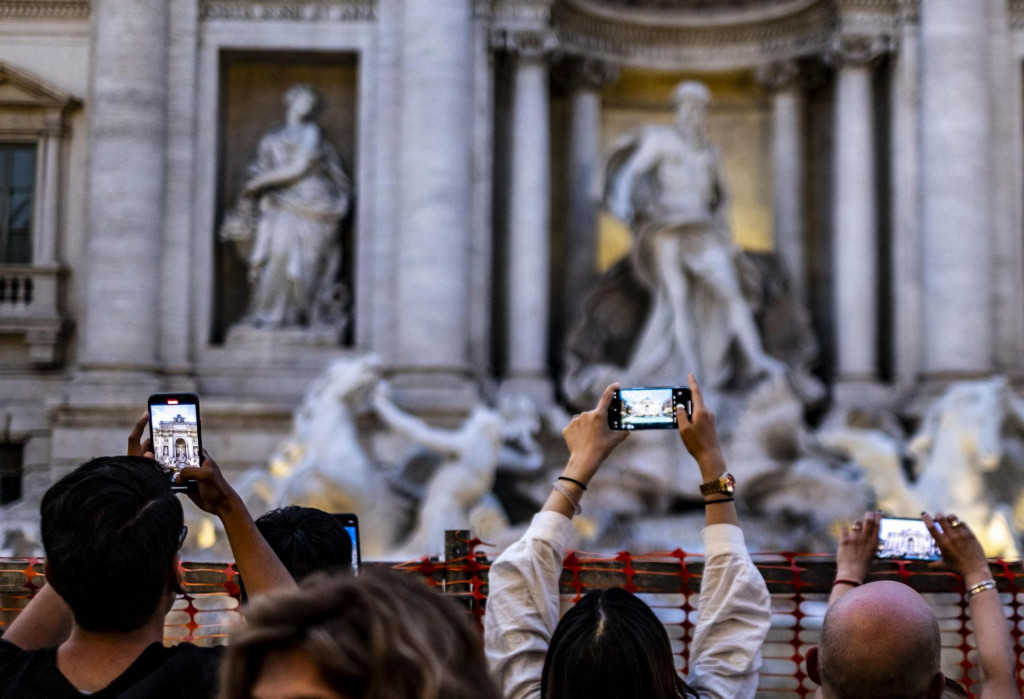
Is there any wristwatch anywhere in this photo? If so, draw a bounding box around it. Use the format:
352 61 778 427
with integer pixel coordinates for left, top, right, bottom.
699 473 736 497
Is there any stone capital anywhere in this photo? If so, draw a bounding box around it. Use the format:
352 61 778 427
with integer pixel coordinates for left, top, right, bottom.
557 56 620 92
755 60 801 92
828 33 892 68
493 28 559 60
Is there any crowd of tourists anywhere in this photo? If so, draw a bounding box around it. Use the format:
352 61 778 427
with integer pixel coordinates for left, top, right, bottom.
0 376 1018 698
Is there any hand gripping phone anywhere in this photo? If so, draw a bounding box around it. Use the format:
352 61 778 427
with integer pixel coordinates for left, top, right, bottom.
876 516 942 561
607 386 693 431
148 393 202 492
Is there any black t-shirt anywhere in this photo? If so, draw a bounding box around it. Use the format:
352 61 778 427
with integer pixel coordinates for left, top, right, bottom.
0 639 224 699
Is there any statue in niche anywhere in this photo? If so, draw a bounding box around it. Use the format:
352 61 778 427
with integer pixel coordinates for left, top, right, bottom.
564 81 788 406
221 83 352 329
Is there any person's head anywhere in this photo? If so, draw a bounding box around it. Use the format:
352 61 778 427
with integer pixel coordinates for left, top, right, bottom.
807 581 944 699
541 587 697 699
255 506 354 581
671 81 710 141
41 455 184 633
218 568 500 699
284 83 322 120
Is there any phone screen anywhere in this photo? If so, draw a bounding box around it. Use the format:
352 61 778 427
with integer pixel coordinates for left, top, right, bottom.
876 516 942 561
333 514 361 575
608 387 692 431
148 393 202 482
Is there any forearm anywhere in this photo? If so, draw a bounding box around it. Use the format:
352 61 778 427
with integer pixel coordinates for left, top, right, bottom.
963 567 1018 697
2 583 73 650
218 496 296 597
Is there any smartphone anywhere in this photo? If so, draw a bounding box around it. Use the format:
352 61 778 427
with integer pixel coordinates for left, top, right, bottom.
148 393 202 491
876 516 942 561
607 386 693 431
333 513 361 575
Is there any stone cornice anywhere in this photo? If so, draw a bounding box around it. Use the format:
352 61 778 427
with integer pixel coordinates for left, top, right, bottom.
827 31 892 67
199 0 376 22
551 0 836 70
0 0 89 20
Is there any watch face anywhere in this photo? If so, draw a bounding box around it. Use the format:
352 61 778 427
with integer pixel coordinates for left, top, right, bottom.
723 474 736 494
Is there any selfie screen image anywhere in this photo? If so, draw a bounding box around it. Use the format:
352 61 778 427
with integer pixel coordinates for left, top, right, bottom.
150 403 201 476
619 388 676 429
877 518 942 560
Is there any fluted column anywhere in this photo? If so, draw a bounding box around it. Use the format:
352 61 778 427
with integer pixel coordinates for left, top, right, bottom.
395 0 474 377
78 0 168 385
564 58 618 323
831 35 887 383
503 30 556 399
757 60 807 306
919 1 993 377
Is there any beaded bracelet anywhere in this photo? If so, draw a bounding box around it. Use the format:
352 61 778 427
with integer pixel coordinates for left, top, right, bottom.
967 579 997 599
551 481 582 516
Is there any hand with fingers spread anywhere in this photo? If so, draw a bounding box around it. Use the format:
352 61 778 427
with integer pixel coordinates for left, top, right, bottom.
830 511 881 604
923 512 991 588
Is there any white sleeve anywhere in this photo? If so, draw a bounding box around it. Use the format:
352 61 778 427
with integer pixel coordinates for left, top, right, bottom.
484 511 575 699
686 524 772 699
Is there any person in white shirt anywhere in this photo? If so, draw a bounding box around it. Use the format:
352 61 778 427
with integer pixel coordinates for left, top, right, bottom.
484 374 772 699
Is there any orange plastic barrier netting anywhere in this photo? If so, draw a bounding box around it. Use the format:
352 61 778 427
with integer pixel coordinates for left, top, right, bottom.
4 546 1024 698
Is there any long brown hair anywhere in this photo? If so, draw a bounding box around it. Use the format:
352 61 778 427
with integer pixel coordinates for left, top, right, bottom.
218 568 500 699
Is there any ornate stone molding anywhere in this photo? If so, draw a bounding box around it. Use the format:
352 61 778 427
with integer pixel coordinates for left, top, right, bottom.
199 0 376 22
493 27 559 58
551 0 835 70
0 0 89 19
828 32 892 67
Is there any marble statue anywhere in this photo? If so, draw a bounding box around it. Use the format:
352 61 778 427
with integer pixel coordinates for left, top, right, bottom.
817 377 1024 557
600 81 782 389
223 84 352 328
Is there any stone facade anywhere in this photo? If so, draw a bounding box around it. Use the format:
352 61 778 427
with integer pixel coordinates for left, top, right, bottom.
1 0 1023 494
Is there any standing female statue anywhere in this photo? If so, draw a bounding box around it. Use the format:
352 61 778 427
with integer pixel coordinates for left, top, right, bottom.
240 84 352 328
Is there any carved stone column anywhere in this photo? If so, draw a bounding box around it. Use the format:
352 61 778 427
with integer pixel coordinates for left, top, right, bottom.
919 0 994 378
830 35 887 384
395 0 475 391
77 0 169 390
563 58 618 324
502 29 557 401
756 60 807 307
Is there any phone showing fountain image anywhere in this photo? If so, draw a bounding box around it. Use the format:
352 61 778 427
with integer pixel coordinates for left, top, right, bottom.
148 392 202 493
876 516 942 561
607 386 693 431
333 513 361 575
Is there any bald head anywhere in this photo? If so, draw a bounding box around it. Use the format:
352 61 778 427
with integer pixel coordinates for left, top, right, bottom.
817 581 942 699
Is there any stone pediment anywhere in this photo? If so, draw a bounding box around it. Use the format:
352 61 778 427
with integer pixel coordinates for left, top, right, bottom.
0 63 78 110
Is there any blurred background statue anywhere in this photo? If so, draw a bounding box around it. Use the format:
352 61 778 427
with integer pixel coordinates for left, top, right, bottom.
222 83 352 329
603 80 782 386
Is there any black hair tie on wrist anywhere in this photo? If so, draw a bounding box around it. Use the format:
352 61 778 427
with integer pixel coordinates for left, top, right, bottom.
704 496 735 505
557 476 588 491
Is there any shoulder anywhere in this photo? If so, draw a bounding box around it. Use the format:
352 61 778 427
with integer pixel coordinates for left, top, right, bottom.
113 643 224 699
0 641 67 699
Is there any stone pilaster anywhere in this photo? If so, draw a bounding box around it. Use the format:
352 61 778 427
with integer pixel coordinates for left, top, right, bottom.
563 57 618 325
829 35 887 385
76 0 169 392
756 59 807 307
394 0 475 398
919 0 993 378
499 28 557 402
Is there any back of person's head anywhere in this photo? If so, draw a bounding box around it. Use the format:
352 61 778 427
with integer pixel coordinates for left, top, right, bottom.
816 581 943 699
218 567 501 699
541 587 696 699
41 455 183 633
255 506 353 580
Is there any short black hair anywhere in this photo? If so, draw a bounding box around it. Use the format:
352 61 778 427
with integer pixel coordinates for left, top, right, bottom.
41 455 183 632
541 587 698 699
255 506 353 581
